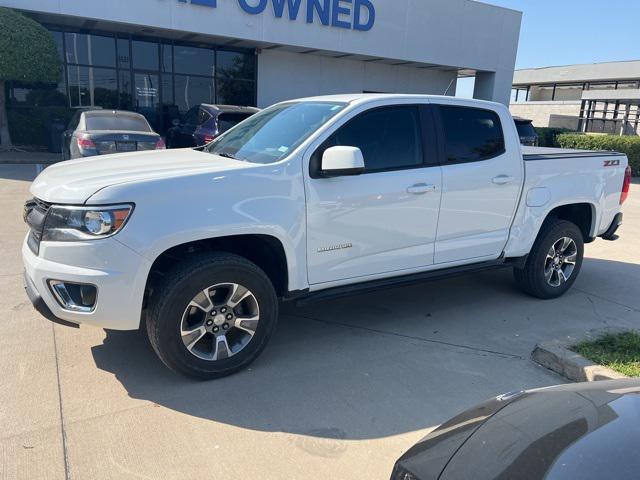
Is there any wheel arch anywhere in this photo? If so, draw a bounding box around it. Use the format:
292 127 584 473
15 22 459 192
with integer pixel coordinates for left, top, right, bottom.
541 202 597 242
143 234 290 310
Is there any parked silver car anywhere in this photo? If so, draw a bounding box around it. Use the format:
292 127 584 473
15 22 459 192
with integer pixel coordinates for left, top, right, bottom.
62 110 165 160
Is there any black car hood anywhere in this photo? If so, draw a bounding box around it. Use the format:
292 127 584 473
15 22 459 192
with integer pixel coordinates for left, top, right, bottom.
396 379 640 480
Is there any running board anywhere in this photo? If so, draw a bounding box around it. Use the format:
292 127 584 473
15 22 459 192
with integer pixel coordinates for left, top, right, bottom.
291 258 509 306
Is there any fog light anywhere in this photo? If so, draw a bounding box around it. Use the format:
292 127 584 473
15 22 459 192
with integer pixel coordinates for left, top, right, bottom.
48 281 97 312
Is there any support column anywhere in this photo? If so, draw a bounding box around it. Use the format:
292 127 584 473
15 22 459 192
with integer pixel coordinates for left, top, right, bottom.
473 70 513 106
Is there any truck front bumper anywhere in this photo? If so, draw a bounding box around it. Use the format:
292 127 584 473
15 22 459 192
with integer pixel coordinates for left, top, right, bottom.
22 235 152 330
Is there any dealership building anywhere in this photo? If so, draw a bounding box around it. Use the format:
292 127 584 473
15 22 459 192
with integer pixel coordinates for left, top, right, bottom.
1 0 521 144
510 60 640 135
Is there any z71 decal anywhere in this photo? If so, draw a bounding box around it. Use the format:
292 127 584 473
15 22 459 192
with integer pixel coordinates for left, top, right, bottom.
604 159 621 167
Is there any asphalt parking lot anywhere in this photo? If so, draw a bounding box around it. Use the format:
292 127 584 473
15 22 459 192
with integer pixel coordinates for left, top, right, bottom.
1 163 638 480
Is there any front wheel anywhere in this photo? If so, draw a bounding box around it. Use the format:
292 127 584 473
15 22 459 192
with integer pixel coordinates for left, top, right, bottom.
514 219 584 299
146 253 278 379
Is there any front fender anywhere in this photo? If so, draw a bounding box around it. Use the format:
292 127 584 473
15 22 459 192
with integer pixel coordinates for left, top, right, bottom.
89 161 309 292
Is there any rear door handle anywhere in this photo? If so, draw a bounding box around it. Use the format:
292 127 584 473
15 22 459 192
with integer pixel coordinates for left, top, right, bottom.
407 183 438 195
492 175 516 185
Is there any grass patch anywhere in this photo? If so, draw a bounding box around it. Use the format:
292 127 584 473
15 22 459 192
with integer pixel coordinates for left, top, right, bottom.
574 332 640 377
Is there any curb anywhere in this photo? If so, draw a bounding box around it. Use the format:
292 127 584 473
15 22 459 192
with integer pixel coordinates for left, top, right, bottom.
532 327 630 382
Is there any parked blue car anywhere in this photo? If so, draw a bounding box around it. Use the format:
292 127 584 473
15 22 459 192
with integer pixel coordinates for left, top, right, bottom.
165 104 260 149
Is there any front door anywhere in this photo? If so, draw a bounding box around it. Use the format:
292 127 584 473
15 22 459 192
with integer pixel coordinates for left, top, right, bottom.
433 104 523 264
305 105 442 286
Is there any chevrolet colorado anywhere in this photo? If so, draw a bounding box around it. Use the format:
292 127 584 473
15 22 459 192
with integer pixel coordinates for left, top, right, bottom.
23 95 631 379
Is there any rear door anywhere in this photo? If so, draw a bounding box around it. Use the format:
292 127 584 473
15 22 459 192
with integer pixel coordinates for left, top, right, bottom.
433 104 523 264
304 104 443 286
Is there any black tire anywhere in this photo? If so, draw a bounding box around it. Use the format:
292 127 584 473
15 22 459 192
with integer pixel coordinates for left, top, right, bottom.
514 219 584 299
146 252 278 380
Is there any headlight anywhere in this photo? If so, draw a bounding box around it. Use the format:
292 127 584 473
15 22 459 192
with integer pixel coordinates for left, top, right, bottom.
42 204 133 242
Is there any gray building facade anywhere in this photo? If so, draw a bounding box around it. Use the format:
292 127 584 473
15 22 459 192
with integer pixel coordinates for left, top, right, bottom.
1 0 521 144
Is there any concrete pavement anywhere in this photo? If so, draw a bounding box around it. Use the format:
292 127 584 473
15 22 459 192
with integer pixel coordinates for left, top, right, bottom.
1 164 638 479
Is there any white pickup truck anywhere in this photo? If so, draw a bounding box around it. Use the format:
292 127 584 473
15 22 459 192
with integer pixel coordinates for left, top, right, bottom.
23 94 631 379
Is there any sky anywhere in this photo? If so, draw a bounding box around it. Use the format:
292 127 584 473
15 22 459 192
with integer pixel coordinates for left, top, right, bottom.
457 0 640 97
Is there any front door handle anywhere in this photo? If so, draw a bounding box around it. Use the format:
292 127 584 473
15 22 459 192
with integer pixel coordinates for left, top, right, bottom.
407 183 437 195
492 175 516 185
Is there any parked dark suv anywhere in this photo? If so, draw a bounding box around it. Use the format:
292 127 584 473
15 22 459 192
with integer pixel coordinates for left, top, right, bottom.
513 116 539 146
62 109 165 160
166 104 260 149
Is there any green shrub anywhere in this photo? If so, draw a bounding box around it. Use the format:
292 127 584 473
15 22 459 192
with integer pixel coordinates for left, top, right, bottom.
535 127 573 148
557 133 640 176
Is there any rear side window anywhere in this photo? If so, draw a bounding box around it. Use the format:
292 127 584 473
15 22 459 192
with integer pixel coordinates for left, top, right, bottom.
85 115 151 132
326 106 423 172
198 109 212 125
440 106 505 163
217 112 254 134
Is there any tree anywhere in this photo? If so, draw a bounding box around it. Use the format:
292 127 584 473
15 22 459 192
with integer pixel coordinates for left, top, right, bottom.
0 7 61 148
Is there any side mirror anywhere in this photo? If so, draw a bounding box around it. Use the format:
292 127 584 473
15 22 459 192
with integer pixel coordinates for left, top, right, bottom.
172 119 181 127
320 146 365 177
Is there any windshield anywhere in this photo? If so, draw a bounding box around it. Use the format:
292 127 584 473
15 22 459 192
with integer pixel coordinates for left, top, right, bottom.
206 101 346 164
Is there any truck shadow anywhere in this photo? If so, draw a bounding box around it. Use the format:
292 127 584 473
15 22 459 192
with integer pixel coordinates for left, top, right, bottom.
90 256 640 441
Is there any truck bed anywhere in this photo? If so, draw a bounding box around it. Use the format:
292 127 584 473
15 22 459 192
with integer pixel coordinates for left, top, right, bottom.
522 146 627 161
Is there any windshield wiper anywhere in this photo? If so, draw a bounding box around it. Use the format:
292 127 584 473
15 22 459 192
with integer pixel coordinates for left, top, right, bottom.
217 152 238 160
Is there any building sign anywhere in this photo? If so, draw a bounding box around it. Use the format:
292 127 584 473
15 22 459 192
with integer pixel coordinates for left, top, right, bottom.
178 0 376 31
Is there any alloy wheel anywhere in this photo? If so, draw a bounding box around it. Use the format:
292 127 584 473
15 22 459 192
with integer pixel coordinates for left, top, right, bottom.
180 283 260 361
544 237 578 287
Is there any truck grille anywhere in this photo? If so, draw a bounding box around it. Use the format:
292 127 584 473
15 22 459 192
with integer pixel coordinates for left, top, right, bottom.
24 198 51 255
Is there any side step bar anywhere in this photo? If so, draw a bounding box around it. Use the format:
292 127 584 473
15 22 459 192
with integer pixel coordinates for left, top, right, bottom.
290 258 510 306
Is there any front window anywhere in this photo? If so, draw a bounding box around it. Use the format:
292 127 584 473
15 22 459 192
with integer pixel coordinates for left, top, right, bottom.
206 102 346 164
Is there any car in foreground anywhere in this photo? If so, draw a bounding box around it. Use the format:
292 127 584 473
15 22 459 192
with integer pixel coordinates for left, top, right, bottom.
62 110 165 159
513 116 539 146
392 378 640 480
166 104 260 148
23 94 630 379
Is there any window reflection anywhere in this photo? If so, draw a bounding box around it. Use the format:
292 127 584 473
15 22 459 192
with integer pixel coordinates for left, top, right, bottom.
174 45 215 76
68 66 118 108
174 75 215 112
64 33 116 67
216 50 255 81
132 40 159 71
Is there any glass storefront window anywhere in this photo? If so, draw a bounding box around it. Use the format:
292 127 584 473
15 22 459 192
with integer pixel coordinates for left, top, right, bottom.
51 31 64 61
117 38 130 69
161 44 173 73
8 83 68 107
216 50 256 81
588 82 616 91
217 79 256 106
529 85 554 101
553 84 583 101
174 45 215 76
65 33 116 67
132 40 159 71
68 66 118 108
174 75 215 112
119 71 133 110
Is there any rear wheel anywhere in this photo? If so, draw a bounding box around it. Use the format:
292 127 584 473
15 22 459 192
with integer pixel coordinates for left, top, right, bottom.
146 252 278 379
514 219 584 299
